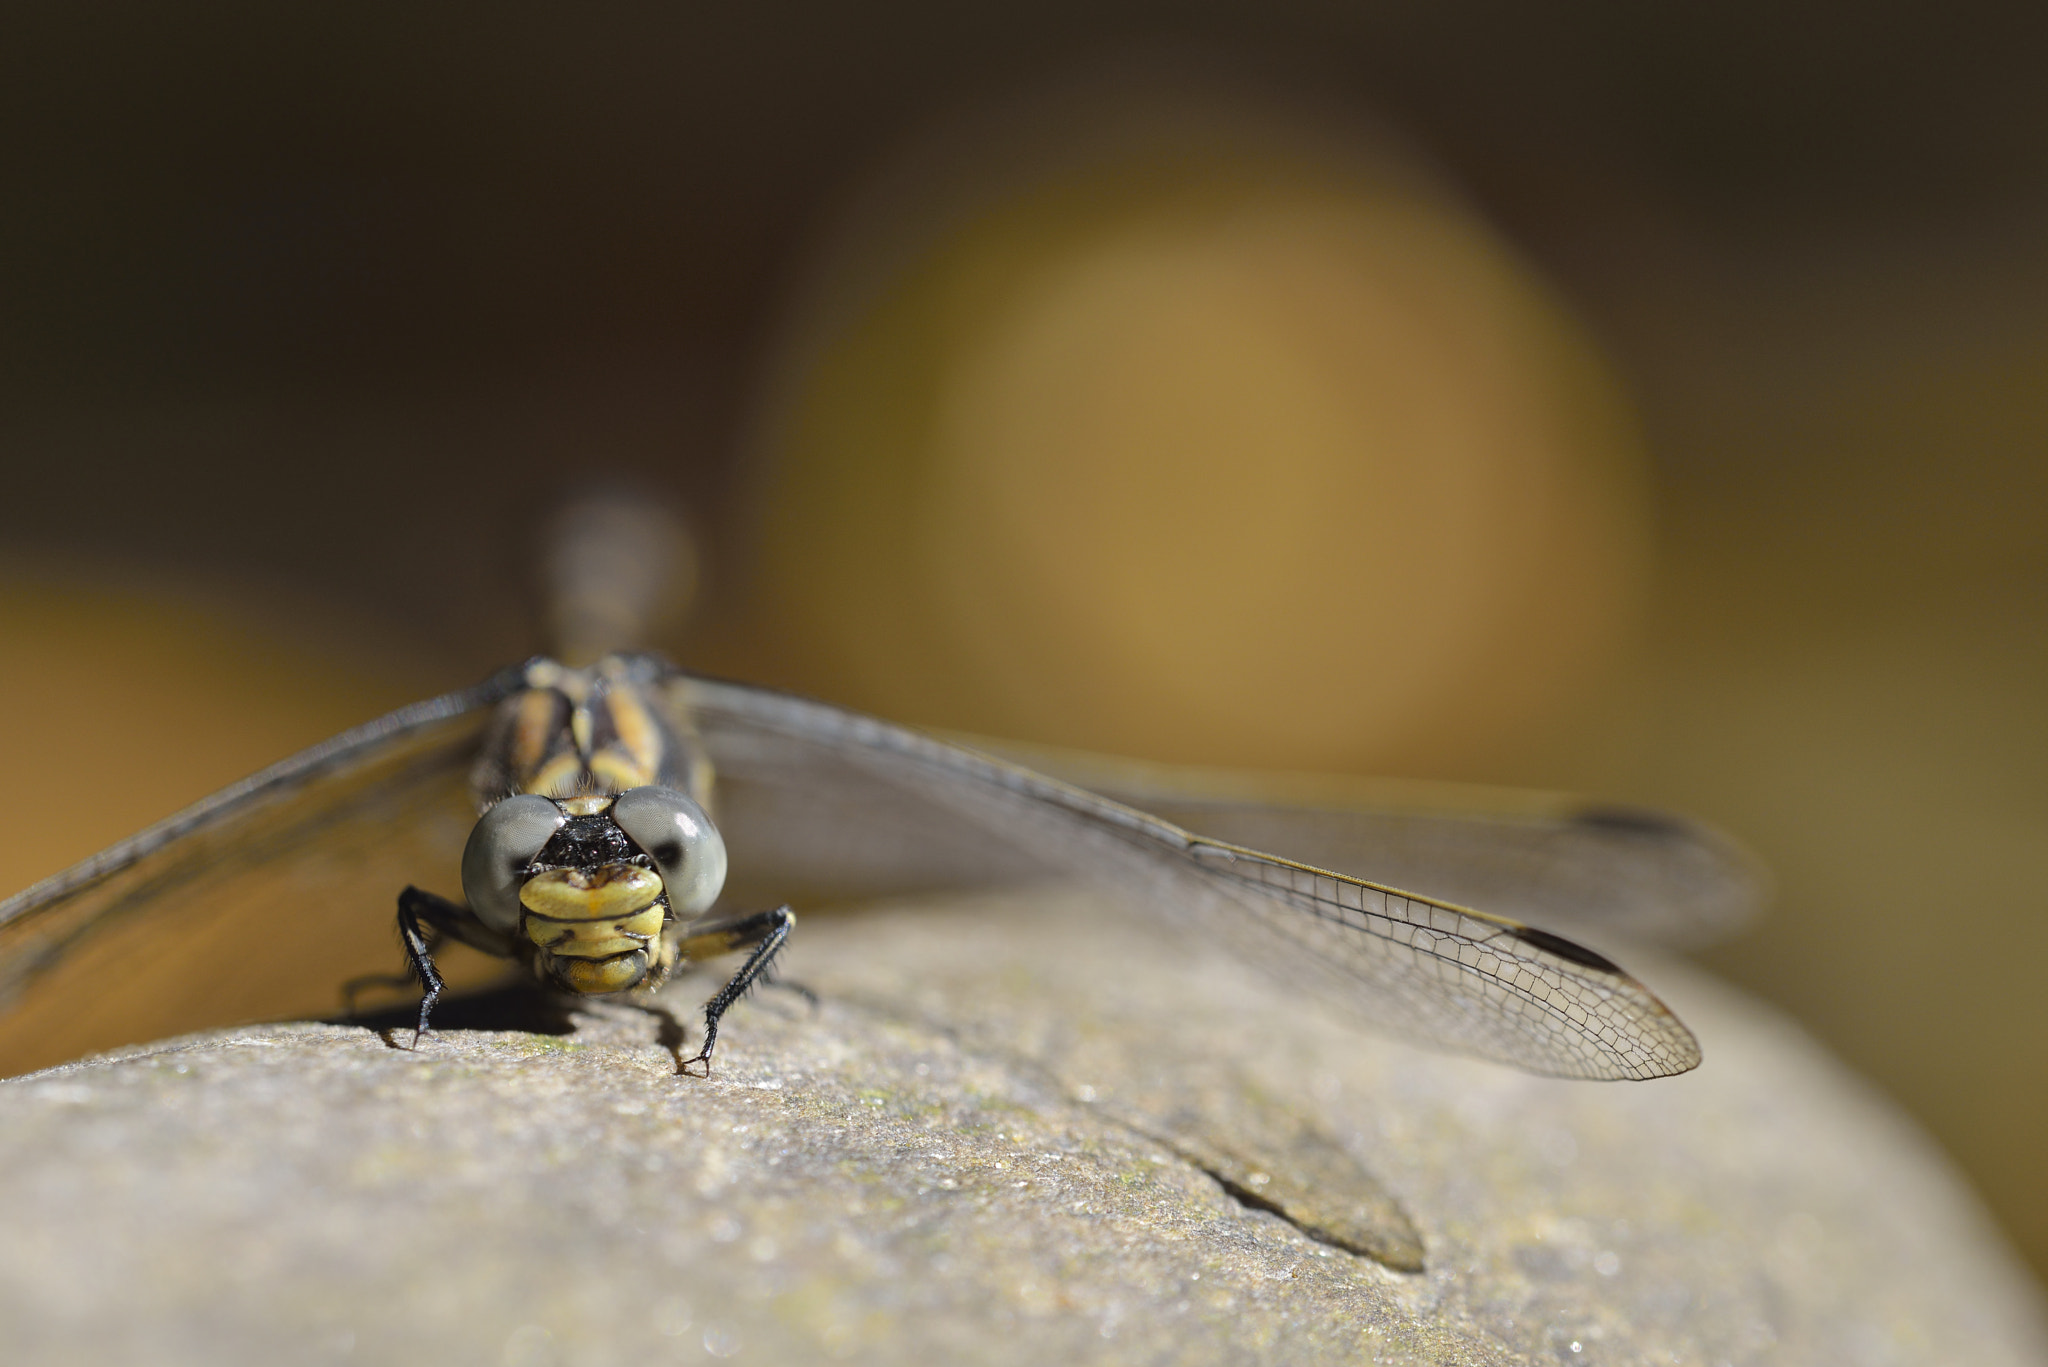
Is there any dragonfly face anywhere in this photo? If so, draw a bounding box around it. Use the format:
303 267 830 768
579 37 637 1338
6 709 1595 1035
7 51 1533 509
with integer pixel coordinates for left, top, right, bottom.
460 787 727 997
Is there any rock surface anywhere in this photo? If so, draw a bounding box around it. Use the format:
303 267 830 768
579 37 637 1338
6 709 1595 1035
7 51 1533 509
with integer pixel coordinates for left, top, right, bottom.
1 889 2041 1366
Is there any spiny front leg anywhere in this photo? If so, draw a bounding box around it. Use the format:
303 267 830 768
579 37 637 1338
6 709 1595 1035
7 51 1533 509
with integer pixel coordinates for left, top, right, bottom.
396 886 472 1047
672 905 796 1077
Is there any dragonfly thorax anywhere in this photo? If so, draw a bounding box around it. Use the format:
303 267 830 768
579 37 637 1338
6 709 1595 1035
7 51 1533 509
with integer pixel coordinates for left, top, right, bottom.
471 655 714 808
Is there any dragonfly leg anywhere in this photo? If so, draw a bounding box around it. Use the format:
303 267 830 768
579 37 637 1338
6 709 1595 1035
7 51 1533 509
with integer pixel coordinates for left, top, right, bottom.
673 905 796 1078
396 886 469 1047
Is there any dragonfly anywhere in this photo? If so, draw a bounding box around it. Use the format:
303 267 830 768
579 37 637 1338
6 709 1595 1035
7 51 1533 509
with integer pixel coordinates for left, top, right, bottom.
0 500 1753 1083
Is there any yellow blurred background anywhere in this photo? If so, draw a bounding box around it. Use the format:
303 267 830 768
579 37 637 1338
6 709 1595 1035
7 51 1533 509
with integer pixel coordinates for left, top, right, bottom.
1 8 2044 1285
728 88 1652 779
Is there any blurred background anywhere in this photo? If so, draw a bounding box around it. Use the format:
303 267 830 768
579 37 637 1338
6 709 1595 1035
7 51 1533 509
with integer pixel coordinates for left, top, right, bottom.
2 1 2044 1283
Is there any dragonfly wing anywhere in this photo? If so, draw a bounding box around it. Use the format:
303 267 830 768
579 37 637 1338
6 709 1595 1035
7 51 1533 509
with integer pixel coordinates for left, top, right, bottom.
674 674 1702 1081
676 699 1052 911
0 666 526 1077
959 740 1763 950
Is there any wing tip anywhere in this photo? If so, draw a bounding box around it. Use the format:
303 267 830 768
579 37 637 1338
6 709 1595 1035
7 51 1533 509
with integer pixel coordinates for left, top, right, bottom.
1630 1045 1705 1081
1558 1034 1702 1083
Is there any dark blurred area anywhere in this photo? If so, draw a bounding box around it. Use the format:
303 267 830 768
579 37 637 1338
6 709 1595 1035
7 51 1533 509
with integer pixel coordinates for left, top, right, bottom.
3 1 2046 1282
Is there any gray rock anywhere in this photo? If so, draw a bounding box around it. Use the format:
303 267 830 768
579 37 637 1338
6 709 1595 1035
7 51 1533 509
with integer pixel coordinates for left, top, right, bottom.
0 890 2041 1366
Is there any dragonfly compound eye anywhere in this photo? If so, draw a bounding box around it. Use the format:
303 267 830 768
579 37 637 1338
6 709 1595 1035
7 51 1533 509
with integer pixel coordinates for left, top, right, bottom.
610 785 728 917
461 794 568 932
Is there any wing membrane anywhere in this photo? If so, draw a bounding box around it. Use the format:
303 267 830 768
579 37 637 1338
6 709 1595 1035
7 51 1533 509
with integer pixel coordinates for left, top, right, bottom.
700 715 1053 910
674 674 1702 1081
0 668 524 1076
959 739 1763 949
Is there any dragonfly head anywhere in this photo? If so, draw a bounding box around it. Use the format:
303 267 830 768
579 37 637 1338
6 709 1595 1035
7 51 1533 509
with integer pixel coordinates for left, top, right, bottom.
460 786 728 996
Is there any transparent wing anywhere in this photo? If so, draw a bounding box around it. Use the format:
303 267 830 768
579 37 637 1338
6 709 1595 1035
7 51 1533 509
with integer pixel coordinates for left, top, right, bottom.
0 667 525 1077
958 739 1764 950
675 672 1702 1081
